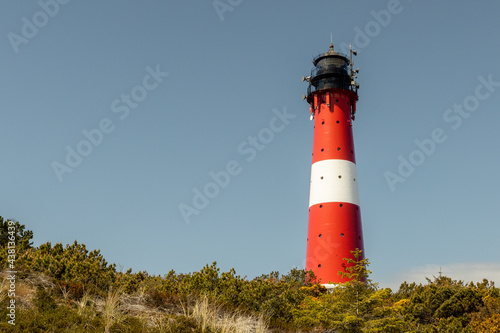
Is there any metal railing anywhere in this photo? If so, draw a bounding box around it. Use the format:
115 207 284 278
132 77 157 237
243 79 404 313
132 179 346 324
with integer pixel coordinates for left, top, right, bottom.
307 82 357 96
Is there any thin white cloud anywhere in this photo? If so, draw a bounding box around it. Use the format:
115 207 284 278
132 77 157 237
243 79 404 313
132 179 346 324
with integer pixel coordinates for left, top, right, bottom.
381 263 500 291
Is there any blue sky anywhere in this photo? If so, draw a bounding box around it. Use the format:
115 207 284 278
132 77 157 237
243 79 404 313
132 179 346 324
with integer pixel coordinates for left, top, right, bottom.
1 0 499 289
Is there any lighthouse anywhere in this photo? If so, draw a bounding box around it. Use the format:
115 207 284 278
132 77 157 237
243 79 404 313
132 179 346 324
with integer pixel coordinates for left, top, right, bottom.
303 43 364 285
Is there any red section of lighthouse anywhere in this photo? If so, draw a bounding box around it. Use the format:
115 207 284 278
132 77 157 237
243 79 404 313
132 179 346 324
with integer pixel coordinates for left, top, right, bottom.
304 43 364 284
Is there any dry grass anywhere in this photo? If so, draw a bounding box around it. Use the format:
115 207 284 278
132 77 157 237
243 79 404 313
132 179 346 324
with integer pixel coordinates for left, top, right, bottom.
0 276 7 305
0 270 51 310
145 314 172 332
58 283 71 304
191 295 213 331
76 292 97 317
96 291 271 332
190 295 270 333
99 287 124 333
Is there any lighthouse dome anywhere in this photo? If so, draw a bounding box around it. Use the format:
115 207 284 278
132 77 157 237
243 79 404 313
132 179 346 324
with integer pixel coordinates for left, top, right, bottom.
308 44 351 93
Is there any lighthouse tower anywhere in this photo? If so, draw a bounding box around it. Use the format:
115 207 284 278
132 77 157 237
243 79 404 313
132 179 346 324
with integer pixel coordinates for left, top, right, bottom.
303 43 364 285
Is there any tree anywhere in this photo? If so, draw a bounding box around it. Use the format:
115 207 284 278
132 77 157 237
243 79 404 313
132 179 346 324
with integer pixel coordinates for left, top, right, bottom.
338 248 371 284
0 216 33 251
339 248 373 317
0 217 34 269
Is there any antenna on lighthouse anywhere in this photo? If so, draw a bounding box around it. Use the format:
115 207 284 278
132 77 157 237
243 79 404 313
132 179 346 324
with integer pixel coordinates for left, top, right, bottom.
349 44 358 86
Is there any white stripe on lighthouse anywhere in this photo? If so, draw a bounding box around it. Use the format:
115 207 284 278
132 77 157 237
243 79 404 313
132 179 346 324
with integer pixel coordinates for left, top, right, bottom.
309 159 360 207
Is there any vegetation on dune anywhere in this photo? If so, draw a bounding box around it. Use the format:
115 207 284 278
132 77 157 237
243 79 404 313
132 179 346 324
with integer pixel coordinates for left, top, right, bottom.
1 216 499 332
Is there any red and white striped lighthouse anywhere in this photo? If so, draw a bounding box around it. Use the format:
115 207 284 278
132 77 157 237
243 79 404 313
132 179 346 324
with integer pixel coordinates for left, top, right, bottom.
303 43 364 284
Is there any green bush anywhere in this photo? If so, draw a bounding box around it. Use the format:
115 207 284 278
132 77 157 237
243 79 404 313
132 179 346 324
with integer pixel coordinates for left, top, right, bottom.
14 241 116 294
